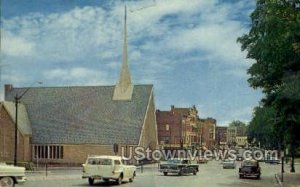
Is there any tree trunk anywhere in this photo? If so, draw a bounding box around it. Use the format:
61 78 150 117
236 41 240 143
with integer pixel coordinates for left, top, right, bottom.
290 154 295 173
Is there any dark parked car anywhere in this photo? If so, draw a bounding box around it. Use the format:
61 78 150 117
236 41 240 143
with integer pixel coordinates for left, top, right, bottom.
239 160 261 179
159 159 199 176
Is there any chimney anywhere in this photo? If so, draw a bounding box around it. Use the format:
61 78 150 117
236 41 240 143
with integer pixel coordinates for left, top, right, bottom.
4 84 13 100
171 105 175 111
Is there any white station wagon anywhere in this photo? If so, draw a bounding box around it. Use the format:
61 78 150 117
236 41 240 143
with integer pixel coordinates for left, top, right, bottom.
82 155 136 185
0 163 27 187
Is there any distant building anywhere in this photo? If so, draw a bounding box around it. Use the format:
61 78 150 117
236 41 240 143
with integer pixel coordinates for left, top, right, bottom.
226 125 247 147
156 105 199 150
216 126 227 147
227 126 237 147
199 118 216 150
1 9 158 164
235 136 248 148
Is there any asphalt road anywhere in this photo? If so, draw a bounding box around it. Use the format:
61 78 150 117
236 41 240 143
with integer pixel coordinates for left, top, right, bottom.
22 160 281 187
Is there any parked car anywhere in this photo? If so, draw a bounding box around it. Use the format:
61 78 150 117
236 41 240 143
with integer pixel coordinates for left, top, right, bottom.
159 158 199 176
0 163 27 187
265 156 280 164
82 155 136 185
239 160 261 179
222 159 236 169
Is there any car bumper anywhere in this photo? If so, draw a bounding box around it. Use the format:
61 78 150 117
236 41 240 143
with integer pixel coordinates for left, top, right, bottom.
159 169 180 173
239 172 260 176
223 166 235 169
16 176 27 184
82 173 119 180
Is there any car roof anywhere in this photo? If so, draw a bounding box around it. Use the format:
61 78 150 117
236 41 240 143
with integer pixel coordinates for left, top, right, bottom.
242 160 258 165
87 155 127 160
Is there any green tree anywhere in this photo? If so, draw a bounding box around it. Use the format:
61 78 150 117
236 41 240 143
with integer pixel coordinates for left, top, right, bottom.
228 120 247 127
247 106 281 149
228 120 248 136
237 0 300 172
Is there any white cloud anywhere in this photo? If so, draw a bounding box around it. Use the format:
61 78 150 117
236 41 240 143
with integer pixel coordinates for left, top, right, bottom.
1 30 35 57
44 67 112 86
1 0 259 124
166 22 247 64
2 6 120 62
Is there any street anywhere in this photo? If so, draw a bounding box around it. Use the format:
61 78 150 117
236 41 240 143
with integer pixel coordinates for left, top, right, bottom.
22 160 282 187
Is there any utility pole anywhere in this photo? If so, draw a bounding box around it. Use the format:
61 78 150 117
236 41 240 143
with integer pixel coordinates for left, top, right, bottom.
14 82 42 166
14 94 19 166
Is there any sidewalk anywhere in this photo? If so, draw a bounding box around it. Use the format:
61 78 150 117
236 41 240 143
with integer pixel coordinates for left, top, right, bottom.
26 173 81 181
275 163 300 187
275 173 300 187
25 167 82 181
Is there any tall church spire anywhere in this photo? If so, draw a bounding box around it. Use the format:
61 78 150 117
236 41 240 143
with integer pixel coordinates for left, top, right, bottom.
113 5 134 100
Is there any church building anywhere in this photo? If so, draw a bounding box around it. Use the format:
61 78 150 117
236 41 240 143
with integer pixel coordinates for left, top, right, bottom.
0 7 158 165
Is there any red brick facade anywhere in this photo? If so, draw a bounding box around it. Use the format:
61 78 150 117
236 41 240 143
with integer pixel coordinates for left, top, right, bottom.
156 105 200 149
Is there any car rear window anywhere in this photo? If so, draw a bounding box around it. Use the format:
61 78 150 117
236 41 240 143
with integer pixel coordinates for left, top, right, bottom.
242 160 257 166
87 158 112 165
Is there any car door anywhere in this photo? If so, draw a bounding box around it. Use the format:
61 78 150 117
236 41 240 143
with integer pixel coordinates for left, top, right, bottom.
114 160 123 177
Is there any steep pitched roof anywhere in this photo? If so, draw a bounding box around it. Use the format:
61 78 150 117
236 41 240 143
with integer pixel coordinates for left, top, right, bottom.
5 85 153 145
0 101 32 135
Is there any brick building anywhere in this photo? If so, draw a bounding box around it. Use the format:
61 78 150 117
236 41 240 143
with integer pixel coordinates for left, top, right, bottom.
215 126 227 147
156 105 199 150
1 9 158 165
199 118 216 150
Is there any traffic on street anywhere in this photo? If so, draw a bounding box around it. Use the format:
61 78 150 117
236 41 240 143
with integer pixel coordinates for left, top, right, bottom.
21 160 282 187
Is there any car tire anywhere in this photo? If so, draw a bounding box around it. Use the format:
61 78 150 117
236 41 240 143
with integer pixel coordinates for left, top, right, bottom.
88 178 94 185
257 175 261 180
116 175 122 185
178 171 182 176
0 177 15 187
193 170 197 175
239 175 243 179
129 177 133 182
129 172 135 183
103 179 109 183
163 172 168 176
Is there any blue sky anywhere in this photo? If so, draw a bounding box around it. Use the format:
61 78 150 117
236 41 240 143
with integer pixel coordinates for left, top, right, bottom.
0 0 262 126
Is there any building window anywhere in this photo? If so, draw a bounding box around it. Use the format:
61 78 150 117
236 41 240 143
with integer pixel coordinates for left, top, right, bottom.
33 145 64 159
165 124 169 131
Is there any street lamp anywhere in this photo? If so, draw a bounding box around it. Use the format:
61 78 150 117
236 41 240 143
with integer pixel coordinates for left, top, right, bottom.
14 82 42 166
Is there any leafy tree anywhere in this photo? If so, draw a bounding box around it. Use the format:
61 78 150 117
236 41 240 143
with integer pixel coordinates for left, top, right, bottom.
229 120 247 136
237 0 300 172
247 106 281 149
228 120 247 127
238 0 300 96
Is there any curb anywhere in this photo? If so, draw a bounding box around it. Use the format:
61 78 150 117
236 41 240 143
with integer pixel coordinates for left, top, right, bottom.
27 175 81 181
275 174 283 187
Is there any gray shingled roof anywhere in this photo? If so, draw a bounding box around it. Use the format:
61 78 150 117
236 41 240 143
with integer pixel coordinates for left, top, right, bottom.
5 85 153 145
